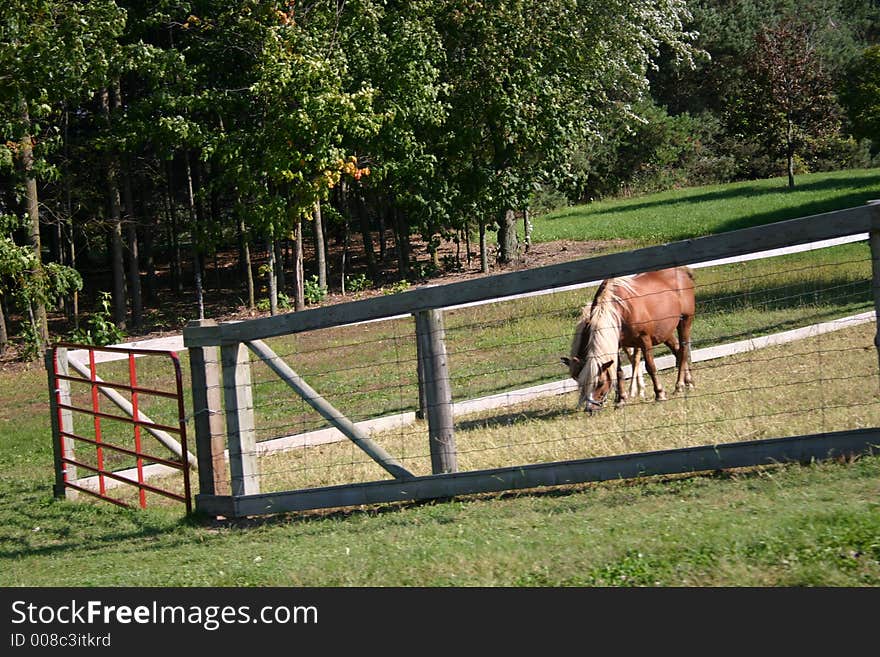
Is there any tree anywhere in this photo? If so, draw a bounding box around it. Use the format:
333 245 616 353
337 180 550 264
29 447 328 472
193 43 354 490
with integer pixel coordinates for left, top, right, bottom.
437 0 698 264
746 17 841 188
0 0 124 352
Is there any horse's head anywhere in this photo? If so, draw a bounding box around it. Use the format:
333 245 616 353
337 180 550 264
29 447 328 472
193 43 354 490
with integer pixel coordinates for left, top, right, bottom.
564 294 619 414
577 357 615 414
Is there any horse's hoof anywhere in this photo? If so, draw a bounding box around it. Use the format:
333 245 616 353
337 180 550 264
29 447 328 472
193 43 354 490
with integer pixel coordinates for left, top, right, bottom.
655 391 668 402
615 400 627 409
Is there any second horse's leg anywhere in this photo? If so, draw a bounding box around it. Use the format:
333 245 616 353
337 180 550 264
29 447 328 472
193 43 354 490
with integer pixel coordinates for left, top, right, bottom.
615 356 628 408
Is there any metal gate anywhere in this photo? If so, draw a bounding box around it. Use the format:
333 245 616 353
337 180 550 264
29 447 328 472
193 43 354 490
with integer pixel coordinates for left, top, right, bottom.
46 343 193 513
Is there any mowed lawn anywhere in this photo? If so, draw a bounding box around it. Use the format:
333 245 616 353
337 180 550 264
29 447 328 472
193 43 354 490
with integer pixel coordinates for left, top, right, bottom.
1 168 879 586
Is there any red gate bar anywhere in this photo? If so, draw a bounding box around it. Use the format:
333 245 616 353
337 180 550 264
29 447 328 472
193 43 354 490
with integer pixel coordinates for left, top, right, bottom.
130 353 146 508
88 349 106 496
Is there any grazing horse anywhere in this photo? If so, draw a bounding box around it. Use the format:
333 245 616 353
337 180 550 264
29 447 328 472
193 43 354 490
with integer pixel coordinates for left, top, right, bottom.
562 331 646 405
561 267 695 413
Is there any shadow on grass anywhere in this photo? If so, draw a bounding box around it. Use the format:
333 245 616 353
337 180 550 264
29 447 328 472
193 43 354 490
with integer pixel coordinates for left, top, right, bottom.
0 480 195 561
454 405 576 432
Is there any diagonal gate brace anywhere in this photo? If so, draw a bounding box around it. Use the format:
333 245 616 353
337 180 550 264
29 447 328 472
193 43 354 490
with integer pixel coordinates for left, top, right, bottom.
245 339 414 480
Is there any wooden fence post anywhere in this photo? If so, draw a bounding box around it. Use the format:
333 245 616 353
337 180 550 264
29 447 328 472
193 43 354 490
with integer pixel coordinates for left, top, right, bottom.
868 200 880 379
415 309 457 474
188 320 229 497
221 342 260 495
46 347 77 499
415 328 428 420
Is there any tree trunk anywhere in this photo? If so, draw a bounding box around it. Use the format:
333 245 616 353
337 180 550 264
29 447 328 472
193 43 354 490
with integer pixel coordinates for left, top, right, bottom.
496 208 518 264
268 236 278 315
100 86 127 328
313 199 327 291
165 167 183 294
339 181 350 294
140 193 157 302
0 298 8 355
62 106 78 328
523 208 532 252
19 98 49 351
274 238 286 294
184 153 204 319
238 218 255 310
479 219 489 274
293 216 305 311
122 169 142 331
378 205 387 262
112 81 142 331
786 117 796 189
341 212 350 295
393 207 411 280
357 196 378 282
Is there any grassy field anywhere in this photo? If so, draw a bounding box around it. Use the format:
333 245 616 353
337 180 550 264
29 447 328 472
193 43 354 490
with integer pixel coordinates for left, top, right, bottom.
2 168 880 586
533 168 880 245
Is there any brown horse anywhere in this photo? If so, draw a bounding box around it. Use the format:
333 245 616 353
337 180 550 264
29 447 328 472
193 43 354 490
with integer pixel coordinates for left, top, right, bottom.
561 267 695 412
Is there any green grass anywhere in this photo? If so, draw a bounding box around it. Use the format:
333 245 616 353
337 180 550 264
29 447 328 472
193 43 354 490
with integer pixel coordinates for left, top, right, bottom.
1 456 877 586
2 168 880 586
532 168 880 245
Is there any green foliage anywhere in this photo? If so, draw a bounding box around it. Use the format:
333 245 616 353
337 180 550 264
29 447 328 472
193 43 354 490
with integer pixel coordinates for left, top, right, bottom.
840 45 880 149
256 292 291 313
303 275 326 305
0 233 82 313
383 279 411 295
17 321 42 361
566 101 734 201
439 0 699 241
345 273 372 294
68 292 125 346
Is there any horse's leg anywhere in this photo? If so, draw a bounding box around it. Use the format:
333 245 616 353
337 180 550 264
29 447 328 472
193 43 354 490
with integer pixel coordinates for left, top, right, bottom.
677 316 695 389
614 356 628 409
665 335 687 394
640 339 666 401
626 347 646 400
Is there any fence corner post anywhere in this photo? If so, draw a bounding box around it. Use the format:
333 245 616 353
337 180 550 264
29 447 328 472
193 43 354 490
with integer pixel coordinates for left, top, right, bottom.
220 341 260 496
45 346 76 500
187 319 229 497
415 309 458 474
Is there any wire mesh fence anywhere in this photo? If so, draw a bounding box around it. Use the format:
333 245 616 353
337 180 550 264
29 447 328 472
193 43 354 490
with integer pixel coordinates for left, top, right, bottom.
189 239 879 498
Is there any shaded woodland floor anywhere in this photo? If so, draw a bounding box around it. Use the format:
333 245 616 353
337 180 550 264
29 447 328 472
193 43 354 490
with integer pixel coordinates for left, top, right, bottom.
2 228 631 368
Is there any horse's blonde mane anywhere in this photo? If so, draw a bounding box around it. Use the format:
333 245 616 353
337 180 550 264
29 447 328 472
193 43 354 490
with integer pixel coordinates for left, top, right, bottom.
581 277 635 396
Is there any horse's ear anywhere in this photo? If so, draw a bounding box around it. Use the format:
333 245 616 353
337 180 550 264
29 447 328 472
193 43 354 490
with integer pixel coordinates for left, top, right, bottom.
600 359 614 373
560 357 571 367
